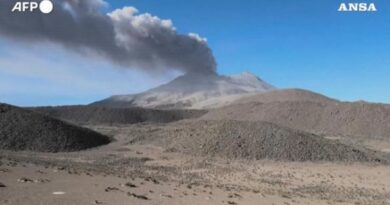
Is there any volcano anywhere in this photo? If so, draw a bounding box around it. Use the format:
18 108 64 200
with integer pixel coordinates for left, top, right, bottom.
93 72 274 109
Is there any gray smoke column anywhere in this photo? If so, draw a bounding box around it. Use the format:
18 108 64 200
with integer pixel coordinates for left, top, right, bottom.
0 0 217 74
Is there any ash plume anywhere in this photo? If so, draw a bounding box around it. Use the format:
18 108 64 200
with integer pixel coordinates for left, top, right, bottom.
0 0 217 74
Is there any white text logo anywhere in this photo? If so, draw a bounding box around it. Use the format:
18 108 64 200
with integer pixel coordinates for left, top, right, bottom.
338 3 377 12
12 0 53 14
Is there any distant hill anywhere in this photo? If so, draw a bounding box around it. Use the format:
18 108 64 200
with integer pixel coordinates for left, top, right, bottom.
92 72 274 109
32 105 207 125
0 103 110 152
203 89 390 139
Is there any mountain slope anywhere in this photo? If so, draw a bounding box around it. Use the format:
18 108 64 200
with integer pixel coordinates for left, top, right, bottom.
93 72 274 109
203 89 390 139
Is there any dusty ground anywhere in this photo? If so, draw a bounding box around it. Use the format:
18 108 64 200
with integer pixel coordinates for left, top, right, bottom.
1 124 390 205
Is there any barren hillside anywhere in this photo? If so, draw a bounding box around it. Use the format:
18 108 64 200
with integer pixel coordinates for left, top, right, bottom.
203 89 390 139
128 120 387 162
0 103 110 152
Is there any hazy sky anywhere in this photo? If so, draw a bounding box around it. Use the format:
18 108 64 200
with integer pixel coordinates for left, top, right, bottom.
1 0 390 106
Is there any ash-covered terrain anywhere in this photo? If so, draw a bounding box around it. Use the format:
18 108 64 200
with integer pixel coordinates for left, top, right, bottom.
2 73 390 205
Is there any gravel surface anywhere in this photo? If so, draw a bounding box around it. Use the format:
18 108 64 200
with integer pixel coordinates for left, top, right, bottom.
129 120 388 162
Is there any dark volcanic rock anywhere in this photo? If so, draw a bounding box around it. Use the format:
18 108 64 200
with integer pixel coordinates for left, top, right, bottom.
127 192 149 200
0 103 110 152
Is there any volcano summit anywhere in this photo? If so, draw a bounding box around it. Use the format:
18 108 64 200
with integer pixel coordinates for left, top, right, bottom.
93 72 274 109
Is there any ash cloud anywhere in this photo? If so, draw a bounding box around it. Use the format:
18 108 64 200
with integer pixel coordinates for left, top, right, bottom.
0 0 217 74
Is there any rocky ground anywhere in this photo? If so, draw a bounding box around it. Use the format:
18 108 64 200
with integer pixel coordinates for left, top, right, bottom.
126 120 388 162
1 123 390 205
203 89 390 140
